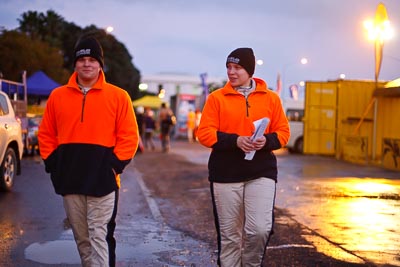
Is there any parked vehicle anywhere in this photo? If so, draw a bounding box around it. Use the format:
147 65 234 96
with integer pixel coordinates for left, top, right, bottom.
0 91 23 191
283 99 304 154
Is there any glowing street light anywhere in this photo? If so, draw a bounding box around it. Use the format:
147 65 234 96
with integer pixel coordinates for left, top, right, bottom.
158 89 165 99
300 58 308 65
363 3 394 161
139 83 148 91
106 26 114 34
364 3 394 83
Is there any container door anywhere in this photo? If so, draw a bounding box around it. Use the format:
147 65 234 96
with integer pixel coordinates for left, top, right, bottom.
304 82 337 155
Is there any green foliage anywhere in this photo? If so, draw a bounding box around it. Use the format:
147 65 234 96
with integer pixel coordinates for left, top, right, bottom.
2 9 141 100
0 30 69 82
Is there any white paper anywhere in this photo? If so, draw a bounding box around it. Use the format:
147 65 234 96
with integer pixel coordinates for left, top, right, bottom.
244 117 270 160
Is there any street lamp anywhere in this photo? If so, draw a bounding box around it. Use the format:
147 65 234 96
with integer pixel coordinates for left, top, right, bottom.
139 83 148 91
363 3 393 83
363 3 393 161
106 26 114 34
282 57 308 98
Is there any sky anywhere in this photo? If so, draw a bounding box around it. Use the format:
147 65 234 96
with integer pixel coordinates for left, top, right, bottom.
1 0 400 97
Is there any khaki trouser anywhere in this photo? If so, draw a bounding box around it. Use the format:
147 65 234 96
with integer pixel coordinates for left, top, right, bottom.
63 191 118 267
212 178 276 267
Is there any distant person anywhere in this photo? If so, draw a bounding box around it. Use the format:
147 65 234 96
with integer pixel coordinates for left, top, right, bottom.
186 108 196 143
135 106 145 138
194 109 202 142
197 47 290 267
135 106 145 153
158 102 175 152
143 108 156 151
38 36 139 267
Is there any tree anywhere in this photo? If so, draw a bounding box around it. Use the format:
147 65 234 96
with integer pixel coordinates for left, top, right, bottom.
17 10 45 41
0 30 69 82
42 10 65 48
16 10 142 100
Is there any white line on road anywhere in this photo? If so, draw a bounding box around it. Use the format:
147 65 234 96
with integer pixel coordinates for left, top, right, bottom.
268 244 314 250
132 169 164 223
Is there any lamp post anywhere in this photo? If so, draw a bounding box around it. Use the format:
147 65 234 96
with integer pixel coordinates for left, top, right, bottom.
282 57 308 99
364 2 393 84
363 2 393 161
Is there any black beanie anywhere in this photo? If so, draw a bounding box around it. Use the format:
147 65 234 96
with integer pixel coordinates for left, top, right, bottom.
74 37 104 68
226 47 255 76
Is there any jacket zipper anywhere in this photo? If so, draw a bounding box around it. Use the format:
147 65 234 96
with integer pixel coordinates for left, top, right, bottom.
245 96 250 117
81 90 87 122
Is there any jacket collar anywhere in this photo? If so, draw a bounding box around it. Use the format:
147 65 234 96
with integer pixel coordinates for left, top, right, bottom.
221 77 268 95
67 70 106 91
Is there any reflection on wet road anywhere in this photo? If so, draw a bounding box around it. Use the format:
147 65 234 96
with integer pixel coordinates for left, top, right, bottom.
277 154 400 266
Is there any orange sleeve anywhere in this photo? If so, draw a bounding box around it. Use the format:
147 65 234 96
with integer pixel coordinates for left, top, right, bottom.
269 95 290 146
197 94 219 148
113 91 139 160
38 93 59 160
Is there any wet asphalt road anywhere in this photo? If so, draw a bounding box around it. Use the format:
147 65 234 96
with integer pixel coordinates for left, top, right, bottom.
0 155 214 267
0 140 399 266
276 153 400 267
171 140 400 267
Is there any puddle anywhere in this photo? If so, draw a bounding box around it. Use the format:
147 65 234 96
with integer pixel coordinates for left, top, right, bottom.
277 176 400 266
25 219 215 266
25 238 80 264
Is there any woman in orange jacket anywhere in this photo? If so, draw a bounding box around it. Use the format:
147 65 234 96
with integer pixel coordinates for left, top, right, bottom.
197 47 290 267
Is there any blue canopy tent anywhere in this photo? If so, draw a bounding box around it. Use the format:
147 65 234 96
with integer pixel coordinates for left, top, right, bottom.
27 71 60 96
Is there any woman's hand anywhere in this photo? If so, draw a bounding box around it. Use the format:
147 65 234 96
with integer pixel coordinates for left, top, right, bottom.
252 136 266 150
237 135 266 153
237 136 255 153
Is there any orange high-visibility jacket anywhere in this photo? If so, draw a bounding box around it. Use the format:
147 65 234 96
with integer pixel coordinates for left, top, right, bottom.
197 78 290 183
39 71 139 197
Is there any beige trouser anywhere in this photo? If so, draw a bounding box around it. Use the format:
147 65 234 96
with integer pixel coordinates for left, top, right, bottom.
212 178 276 267
63 191 117 267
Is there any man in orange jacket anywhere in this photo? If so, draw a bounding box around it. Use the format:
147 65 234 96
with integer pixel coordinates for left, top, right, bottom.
197 47 290 267
38 36 139 267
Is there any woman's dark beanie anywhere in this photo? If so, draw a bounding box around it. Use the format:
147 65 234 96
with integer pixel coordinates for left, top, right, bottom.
226 47 255 76
74 37 104 68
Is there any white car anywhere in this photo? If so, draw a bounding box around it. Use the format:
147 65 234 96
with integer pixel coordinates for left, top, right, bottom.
286 107 304 153
283 99 304 154
0 91 23 191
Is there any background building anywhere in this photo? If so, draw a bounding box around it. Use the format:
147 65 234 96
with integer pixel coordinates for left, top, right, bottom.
139 73 225 138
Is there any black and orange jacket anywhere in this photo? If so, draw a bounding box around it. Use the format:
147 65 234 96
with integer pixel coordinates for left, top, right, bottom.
197 78 290 183
38 71 139 197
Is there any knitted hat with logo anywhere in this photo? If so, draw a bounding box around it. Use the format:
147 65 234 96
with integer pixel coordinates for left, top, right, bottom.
74 37 104 68
226 47 255 76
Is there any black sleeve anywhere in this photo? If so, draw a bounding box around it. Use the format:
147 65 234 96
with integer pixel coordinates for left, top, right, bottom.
263 132 282 151
110 153 132 174
43 149 58 173
211 131 239 151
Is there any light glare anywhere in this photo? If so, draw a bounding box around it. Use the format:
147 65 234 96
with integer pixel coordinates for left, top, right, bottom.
106 26 114 33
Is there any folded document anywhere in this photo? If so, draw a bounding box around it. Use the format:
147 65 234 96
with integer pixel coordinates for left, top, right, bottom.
244 117 270 160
